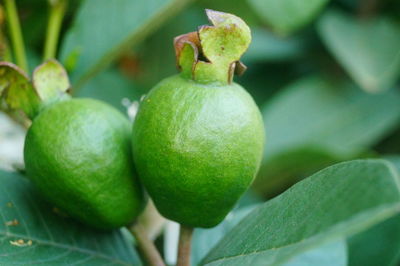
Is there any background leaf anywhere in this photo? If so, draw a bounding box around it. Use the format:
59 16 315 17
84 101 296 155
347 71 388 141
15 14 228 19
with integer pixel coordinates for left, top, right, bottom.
247 0 329 35
283 240 347 266
242 28 306 63
262 77 400 158
76 67 142 113
0 169 141 265
318 10 400 93
60 0 192 89
202 160 400 265
254 76 400 196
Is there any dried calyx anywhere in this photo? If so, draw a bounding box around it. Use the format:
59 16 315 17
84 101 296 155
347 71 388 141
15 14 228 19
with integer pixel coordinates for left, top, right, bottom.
0 59 70 120
174 9 251 85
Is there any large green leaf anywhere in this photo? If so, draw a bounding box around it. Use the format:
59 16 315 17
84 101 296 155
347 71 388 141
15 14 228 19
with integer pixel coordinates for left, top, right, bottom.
318 10 400 93
201 160 400 265
247 0 329 35
60 0 191 89
255 76 400 196
195 208 347 266
348 214 400 266
0 170 141 265
347 156 400 266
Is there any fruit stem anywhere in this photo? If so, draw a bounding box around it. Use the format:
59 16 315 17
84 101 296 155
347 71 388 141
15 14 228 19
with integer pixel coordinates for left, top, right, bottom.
177 225 193 266
44 0 67 60
3 0 28 72
129 223 166 266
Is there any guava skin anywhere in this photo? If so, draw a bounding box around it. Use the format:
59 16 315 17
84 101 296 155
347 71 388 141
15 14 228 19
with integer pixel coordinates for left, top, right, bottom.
24 98 145 230
132 75 264 228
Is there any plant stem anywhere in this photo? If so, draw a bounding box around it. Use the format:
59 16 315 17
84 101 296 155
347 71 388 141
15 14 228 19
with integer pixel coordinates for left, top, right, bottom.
0 5 11 61
129 223 166 266
177 225 193 266
43 0 67 60
3 0 27 72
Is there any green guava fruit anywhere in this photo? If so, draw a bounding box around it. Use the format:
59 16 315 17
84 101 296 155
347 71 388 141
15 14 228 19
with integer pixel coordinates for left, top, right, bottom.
24 98 145 229
132 10 264 228
132 75 264 228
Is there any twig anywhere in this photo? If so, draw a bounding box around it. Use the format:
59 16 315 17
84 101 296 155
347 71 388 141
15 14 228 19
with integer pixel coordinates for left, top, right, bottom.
177 225 193 266
0 4 12 61
129 223 166 266
43 0 67 60
3 0 28 71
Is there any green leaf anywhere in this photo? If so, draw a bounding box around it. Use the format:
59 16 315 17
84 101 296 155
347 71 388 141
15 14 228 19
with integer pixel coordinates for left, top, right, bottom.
0 170 141 265
0 62 40 119
247 0 329 35
201 159 400 265
347 156 400 266
76 68 142 113
60 0 192 89
317 10 400 93
32 59 70 103
195 206 346 266
243 28 306 63
263 76 400 158
131 6 205 88
255 76 400 196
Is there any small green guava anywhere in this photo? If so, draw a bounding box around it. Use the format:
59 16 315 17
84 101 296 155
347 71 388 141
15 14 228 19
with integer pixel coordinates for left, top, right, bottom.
24 98 145 229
